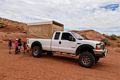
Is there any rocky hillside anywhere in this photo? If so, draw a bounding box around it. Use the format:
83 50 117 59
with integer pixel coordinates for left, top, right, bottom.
0 17 27 32
71 30 120 48
0 17 27 42
71 30 105 41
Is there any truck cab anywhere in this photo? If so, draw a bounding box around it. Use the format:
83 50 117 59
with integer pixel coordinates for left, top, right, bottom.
27 31 108 68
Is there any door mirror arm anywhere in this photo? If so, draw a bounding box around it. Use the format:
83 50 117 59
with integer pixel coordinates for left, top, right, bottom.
68 36 76 42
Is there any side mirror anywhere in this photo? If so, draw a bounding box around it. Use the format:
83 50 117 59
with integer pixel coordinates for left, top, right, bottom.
79 38 83 40
69 36 76 41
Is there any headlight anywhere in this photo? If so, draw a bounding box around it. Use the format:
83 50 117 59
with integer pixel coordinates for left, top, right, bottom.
96 44 102 50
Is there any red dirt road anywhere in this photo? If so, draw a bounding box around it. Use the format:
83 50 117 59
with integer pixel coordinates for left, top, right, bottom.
0 45 120 80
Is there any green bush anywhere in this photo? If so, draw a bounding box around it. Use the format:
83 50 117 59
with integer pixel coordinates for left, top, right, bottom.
101 38 110 46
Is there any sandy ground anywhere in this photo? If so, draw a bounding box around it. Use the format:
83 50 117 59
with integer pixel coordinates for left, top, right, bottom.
0 43 120 80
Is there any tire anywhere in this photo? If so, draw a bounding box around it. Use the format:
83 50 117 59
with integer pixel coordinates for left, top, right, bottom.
47 51 53 56
32 46 42 58
95 57 100 63
79 52 95 68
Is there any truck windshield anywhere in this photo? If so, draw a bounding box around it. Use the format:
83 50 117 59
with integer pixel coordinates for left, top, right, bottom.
72 32 84 40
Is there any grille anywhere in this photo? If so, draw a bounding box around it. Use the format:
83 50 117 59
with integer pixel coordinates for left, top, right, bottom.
96 42 105 50
101 43 105 49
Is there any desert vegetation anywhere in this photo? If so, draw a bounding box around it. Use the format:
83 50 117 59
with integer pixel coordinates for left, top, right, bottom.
101 38 111 46
0 22 6 28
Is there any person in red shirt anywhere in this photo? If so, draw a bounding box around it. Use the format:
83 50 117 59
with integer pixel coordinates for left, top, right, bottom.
23 41 27 53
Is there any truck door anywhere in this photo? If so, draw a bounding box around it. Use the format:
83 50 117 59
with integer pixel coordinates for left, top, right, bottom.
59 32 77 54
51 32 61 51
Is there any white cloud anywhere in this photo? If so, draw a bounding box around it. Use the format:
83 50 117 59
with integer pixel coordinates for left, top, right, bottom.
0 0 120 35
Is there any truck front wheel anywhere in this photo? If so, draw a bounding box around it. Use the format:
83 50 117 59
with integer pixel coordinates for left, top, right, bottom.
79 52 95 68
32 46 42 58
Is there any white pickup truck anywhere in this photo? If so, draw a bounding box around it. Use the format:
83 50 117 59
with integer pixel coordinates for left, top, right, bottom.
27 31 107 68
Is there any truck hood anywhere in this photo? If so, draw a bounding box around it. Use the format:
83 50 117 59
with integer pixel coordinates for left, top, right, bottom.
77 40 101 48
81 40 101 44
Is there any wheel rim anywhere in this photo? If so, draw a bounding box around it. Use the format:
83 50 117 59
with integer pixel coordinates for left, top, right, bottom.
33 47 39 56
81 56 91 65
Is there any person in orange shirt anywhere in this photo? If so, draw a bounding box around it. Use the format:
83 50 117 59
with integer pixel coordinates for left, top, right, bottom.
23 41 27 53
15 39 18 54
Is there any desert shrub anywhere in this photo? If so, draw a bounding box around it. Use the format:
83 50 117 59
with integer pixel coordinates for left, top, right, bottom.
101 38 110 46
117 36 120 38
0 23 3 28
0 22 6 28
6 32 10 34
110 34 117 40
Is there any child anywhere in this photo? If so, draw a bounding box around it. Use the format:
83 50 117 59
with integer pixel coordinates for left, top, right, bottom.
15 39 18 54
23 41 27 53
8 39 12 54
18 38 22 53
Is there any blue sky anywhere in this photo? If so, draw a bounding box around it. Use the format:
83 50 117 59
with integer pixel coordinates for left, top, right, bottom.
0 0 120 35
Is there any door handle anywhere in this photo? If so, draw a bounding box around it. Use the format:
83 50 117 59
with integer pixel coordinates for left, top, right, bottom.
59 41 61 44
77 43 81 44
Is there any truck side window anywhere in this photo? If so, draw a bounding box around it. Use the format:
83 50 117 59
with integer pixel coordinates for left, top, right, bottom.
61 33 75 41
54 32 60 40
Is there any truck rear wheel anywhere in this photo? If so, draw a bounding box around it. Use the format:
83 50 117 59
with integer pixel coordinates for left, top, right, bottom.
79 52 95 68
32 46 42 58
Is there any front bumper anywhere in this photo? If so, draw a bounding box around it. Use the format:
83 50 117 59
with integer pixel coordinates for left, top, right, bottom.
93 49 108 58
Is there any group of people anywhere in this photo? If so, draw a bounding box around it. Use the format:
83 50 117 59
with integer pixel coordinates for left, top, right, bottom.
8 38 28 54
